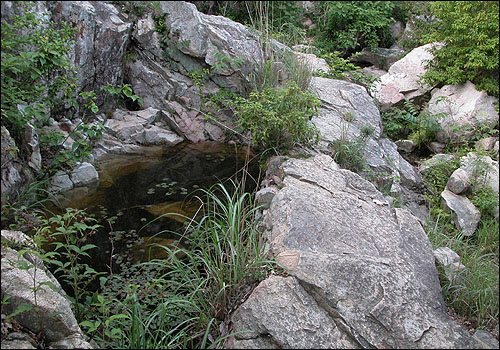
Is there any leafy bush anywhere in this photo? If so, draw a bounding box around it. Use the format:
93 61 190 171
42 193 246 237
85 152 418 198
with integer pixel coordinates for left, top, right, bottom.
422 1 499 97
231 81 320 152
381 100 441 146
314 1 396 57
471 186 499 219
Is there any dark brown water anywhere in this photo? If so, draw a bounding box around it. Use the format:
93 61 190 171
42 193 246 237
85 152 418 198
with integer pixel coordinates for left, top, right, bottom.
47 142 260 275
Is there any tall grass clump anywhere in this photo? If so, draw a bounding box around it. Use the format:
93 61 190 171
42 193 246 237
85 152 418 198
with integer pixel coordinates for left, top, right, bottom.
85 181 274 348
425 212 499 330
245 1 313 92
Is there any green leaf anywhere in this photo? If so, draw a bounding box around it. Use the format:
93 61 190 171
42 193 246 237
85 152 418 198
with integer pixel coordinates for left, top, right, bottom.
105 313 129 327
80 244 98 252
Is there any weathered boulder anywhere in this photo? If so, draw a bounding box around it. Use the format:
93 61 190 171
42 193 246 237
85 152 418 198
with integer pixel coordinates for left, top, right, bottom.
350 47 405 71
371 43 442 111
0 331 38 349
255 187 278 209
309 77 382 144
227 154 482 348
226 275 357 349
459 152 499 219
123 1 278 143
1 230 93 348
446 168 471 195
396 139 416 153
459 153 499 194
441 188 481 236
295 51 329 74
48 170 74 194
309 77 426 218
428 141 446 154
433 247 467 284
23 123 42 173
473 330 500 349
70 162 99 187
475 136 499 154
103 107 184 146
160 1 261 80
425 81 499 143
360 65 387 80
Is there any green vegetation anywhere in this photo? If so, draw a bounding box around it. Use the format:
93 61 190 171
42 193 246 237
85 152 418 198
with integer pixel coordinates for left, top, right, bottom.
5 182 273 348
329 113 374 173
313 1 396 57
230 81 320 153
421 152 499 330
421 1 499 97
1 2 142 178
313 51 381 90
381 100 442 147
1 2 78 136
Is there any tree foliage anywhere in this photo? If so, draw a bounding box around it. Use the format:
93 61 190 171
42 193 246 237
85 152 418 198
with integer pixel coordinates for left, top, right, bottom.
314 1 395 56
422 1 499 97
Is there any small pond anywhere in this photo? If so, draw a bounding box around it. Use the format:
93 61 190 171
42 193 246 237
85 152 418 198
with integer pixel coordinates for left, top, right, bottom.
45 141 261 277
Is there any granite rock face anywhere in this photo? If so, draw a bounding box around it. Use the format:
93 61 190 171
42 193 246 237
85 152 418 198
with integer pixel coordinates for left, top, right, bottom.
226 154 482 349
1 230 94 348
426 81 499 144
371 43 442 111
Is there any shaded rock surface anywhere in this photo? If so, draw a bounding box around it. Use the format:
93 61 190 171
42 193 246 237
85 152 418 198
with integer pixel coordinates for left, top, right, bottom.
47 1 132 112
350 47 405 71
1 126 26 204
227 155 482 349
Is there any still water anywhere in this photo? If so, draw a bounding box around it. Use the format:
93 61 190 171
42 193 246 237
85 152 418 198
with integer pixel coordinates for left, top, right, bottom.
47 142 260 275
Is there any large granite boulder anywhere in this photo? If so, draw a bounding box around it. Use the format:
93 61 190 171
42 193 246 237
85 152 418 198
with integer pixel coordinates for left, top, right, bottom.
308 77 426 219
226 154 482 349
103 107 184 146
371 43 442 111
1 230 94 348
124 1 268 143
159 1 262 81
425 81 499 144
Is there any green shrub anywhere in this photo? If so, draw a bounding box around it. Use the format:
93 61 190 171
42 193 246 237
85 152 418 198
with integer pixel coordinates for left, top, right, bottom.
231 81 320 152
381 100 441 146
314 1 395 57
471 187 499 219
422 1 499 97
1 2 78 135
